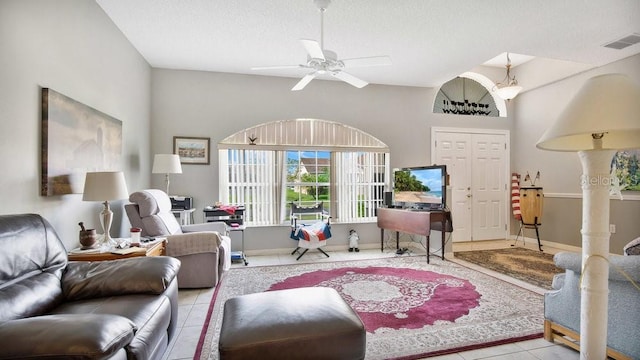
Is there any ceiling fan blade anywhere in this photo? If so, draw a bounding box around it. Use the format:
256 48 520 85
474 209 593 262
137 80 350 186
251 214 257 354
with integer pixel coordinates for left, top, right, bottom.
292 72 318 91
332 71 368 88
251 65 305 70
300 39 325 60
341 56 392 68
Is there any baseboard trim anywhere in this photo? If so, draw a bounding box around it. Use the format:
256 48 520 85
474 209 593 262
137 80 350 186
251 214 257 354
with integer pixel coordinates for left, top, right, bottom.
244 242 382 257
510 235 582 253
243 237 589 257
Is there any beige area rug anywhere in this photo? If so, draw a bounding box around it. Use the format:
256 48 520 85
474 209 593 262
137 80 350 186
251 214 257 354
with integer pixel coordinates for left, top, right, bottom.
454 247 564 290
194 256 543 360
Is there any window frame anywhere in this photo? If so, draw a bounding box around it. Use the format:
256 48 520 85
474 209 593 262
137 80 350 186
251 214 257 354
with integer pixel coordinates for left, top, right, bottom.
220 148 389 225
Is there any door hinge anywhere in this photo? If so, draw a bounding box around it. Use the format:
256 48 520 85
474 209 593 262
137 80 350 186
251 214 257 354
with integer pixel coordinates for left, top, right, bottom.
505 224 507 230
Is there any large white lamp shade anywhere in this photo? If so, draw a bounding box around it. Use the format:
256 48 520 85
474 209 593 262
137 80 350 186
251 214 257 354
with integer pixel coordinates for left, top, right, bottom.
82 171 129 247
537 74 640 151
536 73 640 359
152 154 182 195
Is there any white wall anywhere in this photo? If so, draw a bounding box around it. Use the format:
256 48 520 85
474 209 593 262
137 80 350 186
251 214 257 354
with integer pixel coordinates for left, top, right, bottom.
512 54 640 252
150 69 514 251
0 0 151 250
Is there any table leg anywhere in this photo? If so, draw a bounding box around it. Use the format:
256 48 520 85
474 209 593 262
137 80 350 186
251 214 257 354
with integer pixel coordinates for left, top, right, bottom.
380 228 384 252
396 231 399 250
441 218 446 260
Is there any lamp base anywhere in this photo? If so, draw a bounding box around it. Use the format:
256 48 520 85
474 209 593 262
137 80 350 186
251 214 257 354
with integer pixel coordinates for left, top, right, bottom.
578 149 615 360
100 201 116 248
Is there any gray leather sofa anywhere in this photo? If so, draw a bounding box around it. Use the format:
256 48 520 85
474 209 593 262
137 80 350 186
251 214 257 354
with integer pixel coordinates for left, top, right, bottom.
544 251 640 359
0 214 181 360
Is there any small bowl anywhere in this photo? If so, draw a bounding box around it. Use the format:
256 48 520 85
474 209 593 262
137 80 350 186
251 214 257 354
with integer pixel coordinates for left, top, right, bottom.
79 229 98 249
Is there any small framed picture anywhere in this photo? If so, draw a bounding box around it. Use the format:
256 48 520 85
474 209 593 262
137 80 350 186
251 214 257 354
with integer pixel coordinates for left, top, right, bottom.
173 136 210 165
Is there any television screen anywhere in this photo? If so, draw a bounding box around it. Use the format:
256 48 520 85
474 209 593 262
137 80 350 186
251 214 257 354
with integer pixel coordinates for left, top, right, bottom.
393 165 446 209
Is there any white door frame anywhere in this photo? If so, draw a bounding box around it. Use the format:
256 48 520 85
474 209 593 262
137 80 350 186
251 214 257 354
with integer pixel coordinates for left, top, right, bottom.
431 126 511 239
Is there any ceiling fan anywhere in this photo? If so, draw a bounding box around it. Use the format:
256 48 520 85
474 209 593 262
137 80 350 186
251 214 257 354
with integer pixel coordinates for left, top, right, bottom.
251 0 392 91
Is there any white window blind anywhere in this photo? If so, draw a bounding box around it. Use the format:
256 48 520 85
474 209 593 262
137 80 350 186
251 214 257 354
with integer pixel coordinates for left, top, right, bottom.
335 152 387 222
220 149 279 225
221 149 388 225
218 119 390 226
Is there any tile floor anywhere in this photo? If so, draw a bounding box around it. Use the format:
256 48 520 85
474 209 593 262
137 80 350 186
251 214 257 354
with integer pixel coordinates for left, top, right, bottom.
163 240 580 360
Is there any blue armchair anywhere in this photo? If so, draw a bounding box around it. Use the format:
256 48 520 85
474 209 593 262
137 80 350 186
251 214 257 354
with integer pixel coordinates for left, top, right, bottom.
544 251 640 359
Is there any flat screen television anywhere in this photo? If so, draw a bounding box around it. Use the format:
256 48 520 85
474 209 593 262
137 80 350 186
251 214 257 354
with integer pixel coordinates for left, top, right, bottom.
393 165 447 210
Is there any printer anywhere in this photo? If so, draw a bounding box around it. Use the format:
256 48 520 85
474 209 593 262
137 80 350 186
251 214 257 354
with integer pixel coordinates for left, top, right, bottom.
170 196 193 210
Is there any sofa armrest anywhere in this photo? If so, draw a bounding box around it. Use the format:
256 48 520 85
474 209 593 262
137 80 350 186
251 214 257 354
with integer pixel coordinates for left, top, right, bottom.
554 251 640 282
62 256 180 301
0 314 134 359
166 231 223 257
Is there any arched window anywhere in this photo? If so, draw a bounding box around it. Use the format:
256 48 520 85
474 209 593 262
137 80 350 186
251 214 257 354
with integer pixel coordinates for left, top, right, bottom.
433 72 508 117
218 119 390 225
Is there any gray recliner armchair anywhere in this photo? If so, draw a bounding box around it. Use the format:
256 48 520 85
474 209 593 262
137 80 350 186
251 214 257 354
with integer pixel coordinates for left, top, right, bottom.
126 189 231 288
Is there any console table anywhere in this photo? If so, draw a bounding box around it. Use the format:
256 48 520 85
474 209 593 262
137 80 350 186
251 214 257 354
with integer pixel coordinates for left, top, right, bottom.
376 207 452 263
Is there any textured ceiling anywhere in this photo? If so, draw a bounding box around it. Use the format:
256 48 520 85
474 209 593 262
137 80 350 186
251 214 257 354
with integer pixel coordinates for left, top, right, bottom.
96 0 640 90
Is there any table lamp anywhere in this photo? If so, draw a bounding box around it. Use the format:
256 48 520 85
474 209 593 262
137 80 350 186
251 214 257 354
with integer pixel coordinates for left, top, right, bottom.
82 171 129 247
152 154 182 195
536 74 640 359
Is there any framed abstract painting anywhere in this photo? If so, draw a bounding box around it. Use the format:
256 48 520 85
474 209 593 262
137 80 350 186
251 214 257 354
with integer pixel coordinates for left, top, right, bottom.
41 88 122 196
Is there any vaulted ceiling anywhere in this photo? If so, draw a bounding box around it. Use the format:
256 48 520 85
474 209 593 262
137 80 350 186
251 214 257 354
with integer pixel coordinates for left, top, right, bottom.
97 0 640 92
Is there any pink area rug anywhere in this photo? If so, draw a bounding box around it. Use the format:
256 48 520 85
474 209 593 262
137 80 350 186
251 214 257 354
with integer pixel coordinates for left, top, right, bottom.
194 256 543 360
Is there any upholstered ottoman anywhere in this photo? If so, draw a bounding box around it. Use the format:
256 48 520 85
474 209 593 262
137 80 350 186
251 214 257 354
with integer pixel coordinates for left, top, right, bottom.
219 287 366 360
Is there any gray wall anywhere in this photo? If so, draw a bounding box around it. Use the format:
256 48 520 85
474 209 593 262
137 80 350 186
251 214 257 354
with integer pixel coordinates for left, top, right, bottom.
512 54 640 253
0 0 151 250
150 69 514 252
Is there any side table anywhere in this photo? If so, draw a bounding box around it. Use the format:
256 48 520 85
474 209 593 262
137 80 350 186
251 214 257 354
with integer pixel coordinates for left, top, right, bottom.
68 239 166 262
171 208 196 225
229 225 248 266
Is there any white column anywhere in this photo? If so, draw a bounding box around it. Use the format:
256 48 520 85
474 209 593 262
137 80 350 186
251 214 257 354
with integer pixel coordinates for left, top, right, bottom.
578 149 615 360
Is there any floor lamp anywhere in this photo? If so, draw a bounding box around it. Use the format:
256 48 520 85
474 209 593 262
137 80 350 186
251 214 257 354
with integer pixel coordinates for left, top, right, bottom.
152 154 182 195
82 171 129 247
537 74 640 359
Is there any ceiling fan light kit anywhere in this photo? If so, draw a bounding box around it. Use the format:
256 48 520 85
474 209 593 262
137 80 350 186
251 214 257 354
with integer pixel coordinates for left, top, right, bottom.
252 0 391 91
493 53 523 100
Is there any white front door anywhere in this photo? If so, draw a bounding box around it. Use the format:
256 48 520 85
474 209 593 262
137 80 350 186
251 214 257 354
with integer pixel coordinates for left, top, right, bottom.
433 128 509 241
433 132 472 241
